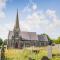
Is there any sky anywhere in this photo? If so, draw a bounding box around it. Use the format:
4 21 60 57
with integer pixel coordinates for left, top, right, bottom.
0 0 60 40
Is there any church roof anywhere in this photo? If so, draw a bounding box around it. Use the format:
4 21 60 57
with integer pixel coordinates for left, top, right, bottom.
38 34 48 41
8 31 38 40
8 31 48 41
21 31 38 40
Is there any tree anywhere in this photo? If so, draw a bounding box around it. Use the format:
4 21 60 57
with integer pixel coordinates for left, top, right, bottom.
52 37 60 44
54 37 60 44
0 38 3 46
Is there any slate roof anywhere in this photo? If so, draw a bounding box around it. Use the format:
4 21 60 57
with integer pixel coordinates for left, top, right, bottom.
21 31 38 40
38 34 48 41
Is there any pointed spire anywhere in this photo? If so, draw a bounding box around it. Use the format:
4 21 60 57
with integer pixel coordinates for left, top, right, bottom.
16 9 19 28
14 9 20 31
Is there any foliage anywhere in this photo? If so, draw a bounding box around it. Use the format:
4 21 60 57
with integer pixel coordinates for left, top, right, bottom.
53 37 60 44
1 44 5 60
0 38 3 46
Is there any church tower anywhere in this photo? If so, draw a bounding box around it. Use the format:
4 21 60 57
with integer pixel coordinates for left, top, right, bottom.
12 10 22 48
13 10 20 38
13 10 20 36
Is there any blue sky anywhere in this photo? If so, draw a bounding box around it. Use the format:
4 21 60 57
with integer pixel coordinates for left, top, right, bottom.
0 0 60 39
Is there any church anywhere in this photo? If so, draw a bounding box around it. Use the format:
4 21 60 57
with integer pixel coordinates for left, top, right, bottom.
7 11 48 49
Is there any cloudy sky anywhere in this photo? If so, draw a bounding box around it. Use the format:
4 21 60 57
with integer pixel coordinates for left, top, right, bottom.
0 0 60 40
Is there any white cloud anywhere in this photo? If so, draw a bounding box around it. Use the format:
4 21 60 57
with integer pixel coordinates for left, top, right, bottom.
0 10 6 18
46 9 57 22
0 0 8 19
32 4 37 10
0 25 8 39
0 21 14 39
0 0 8 39
20 3 60 39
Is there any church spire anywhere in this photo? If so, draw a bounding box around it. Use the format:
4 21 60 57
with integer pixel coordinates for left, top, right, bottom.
14 10 20 32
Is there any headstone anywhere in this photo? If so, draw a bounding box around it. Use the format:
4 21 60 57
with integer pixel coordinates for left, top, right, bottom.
48 45 52 59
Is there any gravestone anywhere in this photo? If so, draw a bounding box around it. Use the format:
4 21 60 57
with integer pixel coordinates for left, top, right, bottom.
48 46 52 59
48 40 52 59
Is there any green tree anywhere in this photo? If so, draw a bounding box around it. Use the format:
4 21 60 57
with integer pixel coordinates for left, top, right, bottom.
0 38 3 46
55 37 60 44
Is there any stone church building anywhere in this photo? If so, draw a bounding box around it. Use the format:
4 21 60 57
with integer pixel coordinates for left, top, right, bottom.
7 11 48 48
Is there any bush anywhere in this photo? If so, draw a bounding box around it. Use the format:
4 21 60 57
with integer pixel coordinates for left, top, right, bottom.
0 38 3 46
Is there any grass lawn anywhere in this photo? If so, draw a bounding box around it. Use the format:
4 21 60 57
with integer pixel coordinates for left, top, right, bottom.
5 46 60 60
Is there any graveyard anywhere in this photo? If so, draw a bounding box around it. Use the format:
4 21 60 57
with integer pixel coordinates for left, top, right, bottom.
0 0 60 60
4 45 60 60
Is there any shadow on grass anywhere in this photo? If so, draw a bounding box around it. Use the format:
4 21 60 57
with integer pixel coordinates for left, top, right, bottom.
41 56 50 60
52 53 60 57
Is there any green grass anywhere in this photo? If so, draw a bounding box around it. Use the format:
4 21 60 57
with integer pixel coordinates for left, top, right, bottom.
5 46 60 60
